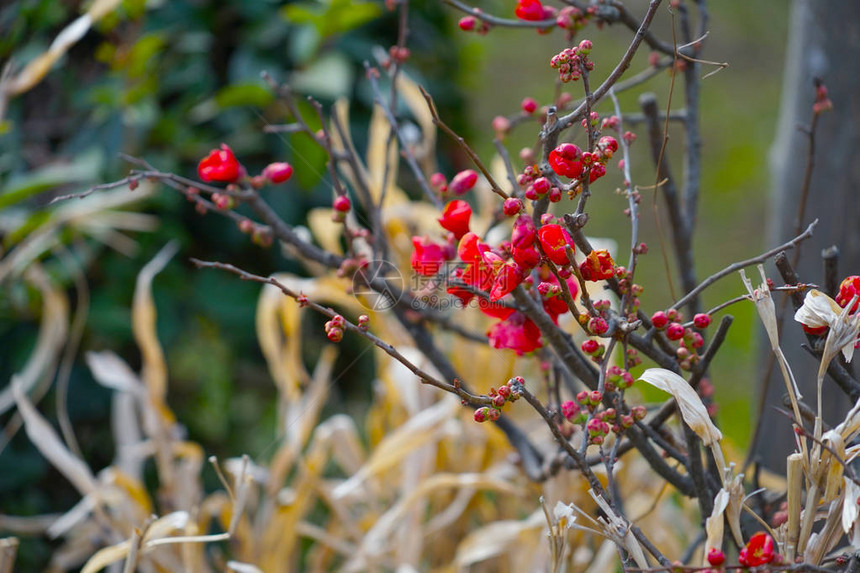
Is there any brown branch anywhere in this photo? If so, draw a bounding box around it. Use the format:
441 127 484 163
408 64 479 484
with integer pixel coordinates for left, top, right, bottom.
191 259 495 407
671 220 819 312
419 86 509 201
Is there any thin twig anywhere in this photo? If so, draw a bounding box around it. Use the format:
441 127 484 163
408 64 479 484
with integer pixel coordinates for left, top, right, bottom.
671 220 818 312
191 259 494 406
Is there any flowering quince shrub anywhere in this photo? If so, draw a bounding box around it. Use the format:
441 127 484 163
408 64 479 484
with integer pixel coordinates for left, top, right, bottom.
6 1 860 572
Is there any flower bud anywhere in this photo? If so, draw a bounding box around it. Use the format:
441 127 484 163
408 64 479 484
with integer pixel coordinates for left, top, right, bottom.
262 162 294 184
693 313 712 329
666 322 685 341
333 195 351 212
521 97 538 114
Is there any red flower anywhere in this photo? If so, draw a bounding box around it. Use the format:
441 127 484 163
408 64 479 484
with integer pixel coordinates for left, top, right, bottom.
538 224 575 266
457 232 489 262
511 214 537 250
411 236 450 276
837 275 860 313
540 272 578 321
447 233 493 303
489 261 525 301
548 143 584 179
479 299 516 320
512 245 540 270
439 200 472 239
198 144 243 183
579 249 615 281
488 312 542 355
739 532 775 568
515 0 546 21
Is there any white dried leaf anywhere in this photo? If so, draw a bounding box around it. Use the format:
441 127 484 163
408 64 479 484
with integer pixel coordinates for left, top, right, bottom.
638 369 722 445
85 351 143 395
227 562 264 573
843 478 860 534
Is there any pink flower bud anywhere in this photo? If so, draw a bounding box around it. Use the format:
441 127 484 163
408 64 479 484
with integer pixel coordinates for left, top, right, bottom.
588 316 608 335
473 407 490 422
578 39 593 55
521 97 538 114
450 169 479 195
458 16 476 31
666 322 685 341
333 195 351 213
693 313 712 329
651 311 669 329
262 162 294 184
503 197 522 216
581 339 599 354
492 115 511 135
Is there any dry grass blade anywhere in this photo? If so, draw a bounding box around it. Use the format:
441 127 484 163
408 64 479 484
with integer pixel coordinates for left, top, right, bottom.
332 397 459 499
11 379 97 496
452 510 546 569
0 265 68 415
133 241 178 405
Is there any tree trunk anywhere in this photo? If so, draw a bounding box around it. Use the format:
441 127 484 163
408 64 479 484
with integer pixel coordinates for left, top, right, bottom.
754 0 860 472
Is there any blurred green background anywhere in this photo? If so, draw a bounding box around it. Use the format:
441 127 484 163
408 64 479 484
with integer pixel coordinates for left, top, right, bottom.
0 0 787 567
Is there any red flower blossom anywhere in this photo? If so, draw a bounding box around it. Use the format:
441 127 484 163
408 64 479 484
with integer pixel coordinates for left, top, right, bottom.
515 0 546 21
479 299 516 320
579 249 615 281
837 275 860 313
457 232 489 262
489 261 525 301
538 224 575 266
512 245 541 270
448 233 493 303
198 144 243 183
411 236 450 277
488 312 542 355
739 532 775 568
540 273 578 321
439 200 472 239
548 143 584 179
511 214 537 250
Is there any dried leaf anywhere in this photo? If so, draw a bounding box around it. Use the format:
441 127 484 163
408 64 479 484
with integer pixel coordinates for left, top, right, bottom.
85 351 144 395
637 369 722 446
80 540 131 573
453 509 545 567
227 562 264 573
703 488 729 565
333 397 459 499
133 242 178 405
0 266 68 415
12 379 97 496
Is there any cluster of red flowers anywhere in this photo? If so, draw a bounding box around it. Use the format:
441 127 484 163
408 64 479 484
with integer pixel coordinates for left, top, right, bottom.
547 137 616 189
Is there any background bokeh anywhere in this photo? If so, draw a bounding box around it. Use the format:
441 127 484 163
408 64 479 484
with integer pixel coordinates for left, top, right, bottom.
0 0 788 568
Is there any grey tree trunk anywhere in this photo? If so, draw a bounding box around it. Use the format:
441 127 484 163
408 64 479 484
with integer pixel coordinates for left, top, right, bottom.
754 0 860 472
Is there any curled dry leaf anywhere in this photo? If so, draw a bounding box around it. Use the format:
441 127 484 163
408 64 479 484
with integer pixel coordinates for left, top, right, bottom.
703 488 729 565
132 241 178 406
0 265 68 415
637 369 722 446
12 379 97 497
